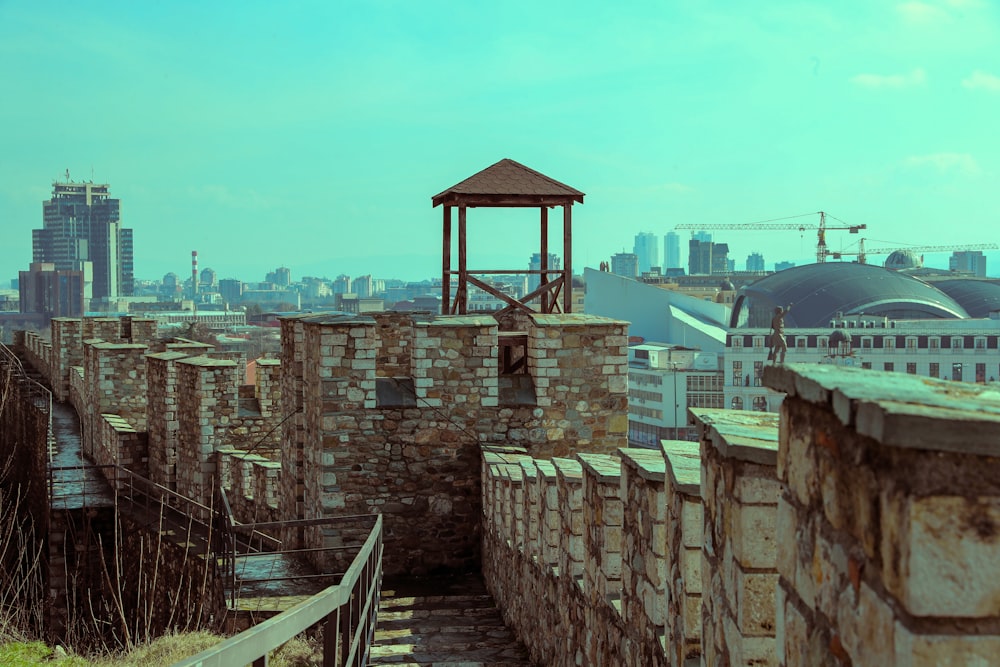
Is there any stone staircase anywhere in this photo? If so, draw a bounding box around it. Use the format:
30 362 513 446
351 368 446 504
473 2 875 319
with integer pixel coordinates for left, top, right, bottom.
368 572 534 667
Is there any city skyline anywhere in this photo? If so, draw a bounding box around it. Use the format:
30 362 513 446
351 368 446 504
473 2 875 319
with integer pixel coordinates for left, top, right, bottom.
2 1 999 284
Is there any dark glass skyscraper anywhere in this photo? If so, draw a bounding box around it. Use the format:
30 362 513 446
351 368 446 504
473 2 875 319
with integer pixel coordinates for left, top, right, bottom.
32 181 134 300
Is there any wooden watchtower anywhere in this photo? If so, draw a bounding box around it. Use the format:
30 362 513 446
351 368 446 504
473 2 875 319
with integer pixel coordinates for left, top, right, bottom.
432 158 584 315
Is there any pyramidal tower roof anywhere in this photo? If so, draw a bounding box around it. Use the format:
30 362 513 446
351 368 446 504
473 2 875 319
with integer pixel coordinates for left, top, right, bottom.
432 158 584 207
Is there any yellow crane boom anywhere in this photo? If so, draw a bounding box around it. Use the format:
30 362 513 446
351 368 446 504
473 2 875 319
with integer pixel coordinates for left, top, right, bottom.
674 211 866 263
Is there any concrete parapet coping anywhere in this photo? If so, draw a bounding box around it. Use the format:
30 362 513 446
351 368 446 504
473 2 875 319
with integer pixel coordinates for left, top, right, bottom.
146 351 191 361
166 340 215 351
255 358 280 367
552 457 583 481
500 464 525 483
176 356 238 368
92 342 148 350
577 452 622 483
529 313 629 328
534 459 557 479
765 363 1000 456
618 448 666 483
689 408 779 465
422 315 497 328
101 414 137 433
660 440 701 495
296 313 376 326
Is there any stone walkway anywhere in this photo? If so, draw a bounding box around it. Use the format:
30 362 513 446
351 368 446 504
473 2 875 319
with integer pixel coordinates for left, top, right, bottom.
368 572 534 667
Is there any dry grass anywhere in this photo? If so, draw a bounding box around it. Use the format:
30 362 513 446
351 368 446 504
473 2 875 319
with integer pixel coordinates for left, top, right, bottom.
0 631 323 666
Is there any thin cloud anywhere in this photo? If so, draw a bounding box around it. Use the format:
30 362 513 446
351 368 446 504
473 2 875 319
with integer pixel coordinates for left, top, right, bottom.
897 1 951 23
851 68 926 89
962 70 1000 91
901 153 981 175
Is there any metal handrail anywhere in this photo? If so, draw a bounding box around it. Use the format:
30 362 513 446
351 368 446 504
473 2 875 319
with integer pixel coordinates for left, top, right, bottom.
172 514 383 667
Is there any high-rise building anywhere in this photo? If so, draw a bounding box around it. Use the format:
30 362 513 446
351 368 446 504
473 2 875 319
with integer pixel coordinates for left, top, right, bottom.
688 240 730 275
746 252 765 272
333 274 351 295
611 252 639 278
19 262 88 318
633 232 659 274
219 279 244 304
33 180 133 301
775 261 796 272
693 231 712 243
200 267 217 289
664 232 681 270
950 251 987 278
528 253 561 293
352 274 374 298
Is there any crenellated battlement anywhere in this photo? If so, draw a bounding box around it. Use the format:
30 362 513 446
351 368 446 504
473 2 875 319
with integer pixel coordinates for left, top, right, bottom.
483 364 1000 666
278 311 629 576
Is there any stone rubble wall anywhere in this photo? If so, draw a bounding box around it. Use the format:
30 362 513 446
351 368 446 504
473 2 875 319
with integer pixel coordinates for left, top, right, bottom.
93 413 149 477
484 364 1000 667
285 312 628 577
69 366 86 419
373 311 416 378
50 318 82 401
278 315 307 545
693 409 781 667
764 363 1000 666
21 330 52 385
254 358 281 418
661 441 704 665
146 351 188 490
217 446 281 526
82 317 123 343
482 416 773 667
175 356 238 508
527 315 629 456
80 341 149 460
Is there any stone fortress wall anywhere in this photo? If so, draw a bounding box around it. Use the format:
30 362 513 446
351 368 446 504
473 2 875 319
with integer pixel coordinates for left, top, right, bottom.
482 363 1000 666
19 312 1000 665
22 311 629 578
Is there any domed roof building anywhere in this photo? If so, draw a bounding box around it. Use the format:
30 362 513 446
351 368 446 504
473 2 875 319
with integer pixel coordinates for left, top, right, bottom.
930 279 1000 319
884 249 923 271
730 262 969 329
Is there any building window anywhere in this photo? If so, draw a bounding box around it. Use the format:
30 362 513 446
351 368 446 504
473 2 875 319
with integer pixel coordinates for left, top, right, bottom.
906 362 917 374
629 388 662 403
818 336 828 349
976 337 986 350
862 337 872 349
906 337 917 350
633 406 664 419
952 363 963 382
952 337 962 350
732 336 743 349
752 336 765 350
929 337 940 350
930 362 939 379
732 361 743 387
976 363 986 383
753 361 763 387
884 362 894 372
796 338 806 349
861 362 872 370
752 396 768 412
884 337 895 352
731 396 744 410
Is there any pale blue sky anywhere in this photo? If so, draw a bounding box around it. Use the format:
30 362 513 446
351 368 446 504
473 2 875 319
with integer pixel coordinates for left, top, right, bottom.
2 0 998 284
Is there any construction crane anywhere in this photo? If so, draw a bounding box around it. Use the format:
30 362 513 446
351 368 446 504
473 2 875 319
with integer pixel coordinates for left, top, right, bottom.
830 239 999 265
674 211 866 264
